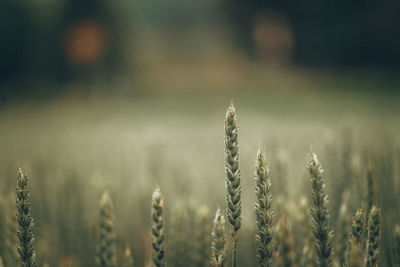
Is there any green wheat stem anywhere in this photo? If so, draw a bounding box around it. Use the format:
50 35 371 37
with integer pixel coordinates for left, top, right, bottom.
224 102 242 267
254 147 274 267
307 153 334 267
16 168 38 267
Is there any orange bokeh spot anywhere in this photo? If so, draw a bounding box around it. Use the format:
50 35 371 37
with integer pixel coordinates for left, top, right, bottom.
64 20 109 65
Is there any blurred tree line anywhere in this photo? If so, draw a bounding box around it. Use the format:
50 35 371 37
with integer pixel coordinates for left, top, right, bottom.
227 0 400 66
1 0 399 86
0 0 132 84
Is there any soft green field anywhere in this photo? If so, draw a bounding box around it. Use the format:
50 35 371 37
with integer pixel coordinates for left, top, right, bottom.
0 67 400 266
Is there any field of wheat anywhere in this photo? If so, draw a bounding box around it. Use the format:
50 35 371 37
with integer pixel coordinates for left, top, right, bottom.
0 85 399 267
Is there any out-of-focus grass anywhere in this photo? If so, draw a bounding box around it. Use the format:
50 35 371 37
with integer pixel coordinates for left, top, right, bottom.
0 64 399 265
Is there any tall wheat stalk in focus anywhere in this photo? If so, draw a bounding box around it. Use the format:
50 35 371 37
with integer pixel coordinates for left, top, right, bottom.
254 147 274 267
16 168 38 267
224 103 242 267
307 154 334 267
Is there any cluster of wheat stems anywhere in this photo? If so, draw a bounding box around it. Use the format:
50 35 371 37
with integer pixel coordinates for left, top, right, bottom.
3 103 391 267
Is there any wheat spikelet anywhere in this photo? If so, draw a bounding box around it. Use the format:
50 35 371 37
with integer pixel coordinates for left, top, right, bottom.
211 208 226 267
351 208 365 245
151 187 166 267
365 205 380 267
307 153 334 267
97 190 117 267
254 147 274 267
275 214 296 267
224 102 242 267
16 168 38 267
344 208 365 267
122 244 134 267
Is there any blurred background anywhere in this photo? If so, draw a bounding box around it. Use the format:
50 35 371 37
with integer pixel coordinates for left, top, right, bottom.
1 0 400 95
1 0 400 266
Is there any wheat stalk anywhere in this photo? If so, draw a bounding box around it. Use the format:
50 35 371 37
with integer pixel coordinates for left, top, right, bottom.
224 102 242 267
275 214 296 267
151 187 166 267
211 208 226 267
307 153 334 267
16 168 38 267
365 205 380 267
97 190 117 267
254 147 274 267
344 208 365 267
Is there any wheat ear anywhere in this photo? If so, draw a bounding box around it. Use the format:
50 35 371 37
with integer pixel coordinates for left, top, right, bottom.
16 168 38 267
98 190 117 267
224 102 242 267
211 208 226 267
307 153 334 267
254 147 274 267
365 205 380 267
151 187 166 267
